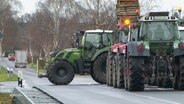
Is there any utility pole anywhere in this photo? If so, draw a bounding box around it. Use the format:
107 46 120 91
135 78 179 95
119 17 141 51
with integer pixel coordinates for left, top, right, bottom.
0 31 4 69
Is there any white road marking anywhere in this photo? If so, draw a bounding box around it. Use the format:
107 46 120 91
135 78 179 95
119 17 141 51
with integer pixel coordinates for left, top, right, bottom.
126 92 181 104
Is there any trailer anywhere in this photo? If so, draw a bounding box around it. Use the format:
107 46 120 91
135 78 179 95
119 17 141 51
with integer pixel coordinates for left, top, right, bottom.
15 50 27 68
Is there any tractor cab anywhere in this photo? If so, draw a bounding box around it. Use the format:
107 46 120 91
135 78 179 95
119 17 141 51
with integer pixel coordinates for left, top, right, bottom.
139 12 179 42
82 29 113 60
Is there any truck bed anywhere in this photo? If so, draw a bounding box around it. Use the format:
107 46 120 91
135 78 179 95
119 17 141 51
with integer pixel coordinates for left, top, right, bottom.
116 0 139 18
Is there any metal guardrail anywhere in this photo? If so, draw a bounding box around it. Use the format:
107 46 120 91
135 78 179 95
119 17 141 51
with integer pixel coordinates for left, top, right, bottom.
33 86 63 104
13 87 34 104
13 87 63 104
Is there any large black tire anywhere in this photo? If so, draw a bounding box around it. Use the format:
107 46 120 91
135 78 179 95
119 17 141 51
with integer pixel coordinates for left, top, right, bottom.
127 57 145 91
157 79 163 88
162 78 173 88
174 71 179 90
47 60 75 85
124 58 128 90
177 56 184 90
116 53 124 88
106 52 114 86
112 56 117 88
91 53 107 84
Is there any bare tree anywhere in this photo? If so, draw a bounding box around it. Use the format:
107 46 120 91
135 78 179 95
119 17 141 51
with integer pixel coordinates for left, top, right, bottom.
75 0 116 29
0 0 22 55
139 0 160 15
12 0 117 61
39 0 74 51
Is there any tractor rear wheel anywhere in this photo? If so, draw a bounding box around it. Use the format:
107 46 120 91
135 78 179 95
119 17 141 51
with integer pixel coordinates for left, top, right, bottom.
91 53 107 84
177 56 184 90
116 53 124 88
157 79 163 88
127 57 145 91
163 78 173 88
112 56 117 88
106 52 114 86
47 60 75 85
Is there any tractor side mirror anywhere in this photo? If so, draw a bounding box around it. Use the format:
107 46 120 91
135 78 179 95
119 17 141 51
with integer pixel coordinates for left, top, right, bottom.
72 32 81 48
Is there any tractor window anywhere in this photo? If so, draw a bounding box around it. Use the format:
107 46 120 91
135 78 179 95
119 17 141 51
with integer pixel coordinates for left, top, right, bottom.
118 31 128 43
85 33 100 48
102 33 111 46
179 30 184 40
130 28 138 41
141 21 179 41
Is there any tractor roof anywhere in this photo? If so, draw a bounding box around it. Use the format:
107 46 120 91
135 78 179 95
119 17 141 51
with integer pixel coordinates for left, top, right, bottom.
140 16 178 22
85 29 113 33
140 12 178 22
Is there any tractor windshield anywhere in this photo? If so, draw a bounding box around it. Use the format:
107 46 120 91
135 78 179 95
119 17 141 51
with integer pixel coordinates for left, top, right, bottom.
118 31 128 43
85 32 112 48
85 33 100 48
141 21 179 41
83 32 112 59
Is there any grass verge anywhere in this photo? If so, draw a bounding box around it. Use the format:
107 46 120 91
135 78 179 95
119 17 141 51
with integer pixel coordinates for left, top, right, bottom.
28 63 37 70
0 67 17 82
0 92 13 104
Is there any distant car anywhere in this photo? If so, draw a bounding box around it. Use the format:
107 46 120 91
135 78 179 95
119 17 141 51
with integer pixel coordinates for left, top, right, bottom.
8 54 15 61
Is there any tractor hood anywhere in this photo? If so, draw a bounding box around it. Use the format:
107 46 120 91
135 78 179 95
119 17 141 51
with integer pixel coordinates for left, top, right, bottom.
55 48 80 58
63 48 79 52
52 48 81 62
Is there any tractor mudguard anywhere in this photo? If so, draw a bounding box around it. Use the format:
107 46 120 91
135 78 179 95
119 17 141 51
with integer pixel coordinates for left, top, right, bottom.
91 47 109 61
127 42 150 56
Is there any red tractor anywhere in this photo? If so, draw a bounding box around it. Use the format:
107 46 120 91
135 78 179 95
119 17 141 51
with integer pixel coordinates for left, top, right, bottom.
106 0 140 88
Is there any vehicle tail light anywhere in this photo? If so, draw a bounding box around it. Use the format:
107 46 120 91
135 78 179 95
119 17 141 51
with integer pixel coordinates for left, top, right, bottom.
179 43 184 49
137 44 144 52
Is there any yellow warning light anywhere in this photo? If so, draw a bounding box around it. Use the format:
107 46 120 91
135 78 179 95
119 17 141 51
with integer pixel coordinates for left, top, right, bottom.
177 7 182 12
124 19 131 26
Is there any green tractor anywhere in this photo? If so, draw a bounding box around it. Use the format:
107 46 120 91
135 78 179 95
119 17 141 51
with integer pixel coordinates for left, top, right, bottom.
44 29 114 85
123 12 184 91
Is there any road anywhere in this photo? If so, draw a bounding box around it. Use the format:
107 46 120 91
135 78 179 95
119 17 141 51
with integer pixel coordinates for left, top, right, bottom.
1 58 184 104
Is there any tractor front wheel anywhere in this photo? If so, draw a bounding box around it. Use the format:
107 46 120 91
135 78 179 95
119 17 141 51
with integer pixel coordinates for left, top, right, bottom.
106 52 114 86
47 60 75 85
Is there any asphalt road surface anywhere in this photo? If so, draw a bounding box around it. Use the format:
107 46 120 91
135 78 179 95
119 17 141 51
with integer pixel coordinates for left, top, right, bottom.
1 57 184 104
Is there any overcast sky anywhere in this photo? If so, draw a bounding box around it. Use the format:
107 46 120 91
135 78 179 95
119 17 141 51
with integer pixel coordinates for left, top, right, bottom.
19 0 39 15
19 0 184 14
160 0 184 11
